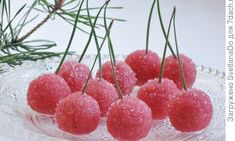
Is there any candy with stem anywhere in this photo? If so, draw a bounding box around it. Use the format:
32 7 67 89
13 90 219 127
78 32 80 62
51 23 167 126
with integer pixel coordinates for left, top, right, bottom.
82 19 114 94
125 49 161 85
96 3 136 96
56 0 85 74
168 8 213 132
103 3 153 140
57 1 112 93
125 0 161 85
26 0 89 115
27 0 86 115
55 1 109 135
80 19 118 117
137 7 179 120
56 0 91 93
172 10 187 90
162 10 197 89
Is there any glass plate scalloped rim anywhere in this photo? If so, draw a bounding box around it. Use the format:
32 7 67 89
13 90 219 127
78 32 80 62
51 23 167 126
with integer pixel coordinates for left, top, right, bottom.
0 55 225 141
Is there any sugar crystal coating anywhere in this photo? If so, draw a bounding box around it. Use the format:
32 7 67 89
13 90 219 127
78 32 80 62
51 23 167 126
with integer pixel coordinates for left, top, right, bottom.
107 96 153 140
125 50 161 85
55 92 100 135
168 88 213 132
163 54 196 89
27 73 71 115
137 78 179 119
97 61 136 95
85 79 118 117
57 61 90 92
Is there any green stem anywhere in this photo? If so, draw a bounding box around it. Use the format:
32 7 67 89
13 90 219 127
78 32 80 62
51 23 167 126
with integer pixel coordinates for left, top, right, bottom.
159 7 175 83
78 2 106 63
104 3 122 99
104 1 116 64
82 20 114 94
86 0 106 81
156 0 176 58
146 0 156 53
108 47 123 99
173 7 187 91
55 0 85 74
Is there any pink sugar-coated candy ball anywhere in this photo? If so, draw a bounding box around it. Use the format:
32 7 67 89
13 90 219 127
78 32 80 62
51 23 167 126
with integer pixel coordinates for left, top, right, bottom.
55 92 100 135
125 50 161 85
27 73 71 115
96 61 136 95
85 79 118 117
137 78 179 120
107 97 153 140
57 61 90 93
163 54 196 89
168 88 213 132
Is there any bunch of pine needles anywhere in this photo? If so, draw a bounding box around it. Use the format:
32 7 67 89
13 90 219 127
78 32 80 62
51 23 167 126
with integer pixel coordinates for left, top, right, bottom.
0 0 123 73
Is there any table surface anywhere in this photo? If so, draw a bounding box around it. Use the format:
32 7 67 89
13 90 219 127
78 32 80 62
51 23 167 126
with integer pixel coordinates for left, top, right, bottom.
0 0 225 140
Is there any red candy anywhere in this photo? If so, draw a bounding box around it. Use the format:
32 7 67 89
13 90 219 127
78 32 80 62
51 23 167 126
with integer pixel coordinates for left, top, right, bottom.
107 97 152 140
27 73 71 115
125 50 161 85
97 61 136 95
163 54 196 89
168 88 213 132
85 79 118 116
55 92 100 135
137 78 179 119
57 61 90 92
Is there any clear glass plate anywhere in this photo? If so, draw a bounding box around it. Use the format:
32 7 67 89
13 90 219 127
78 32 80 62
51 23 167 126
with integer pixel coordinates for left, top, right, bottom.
0 55 225 141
